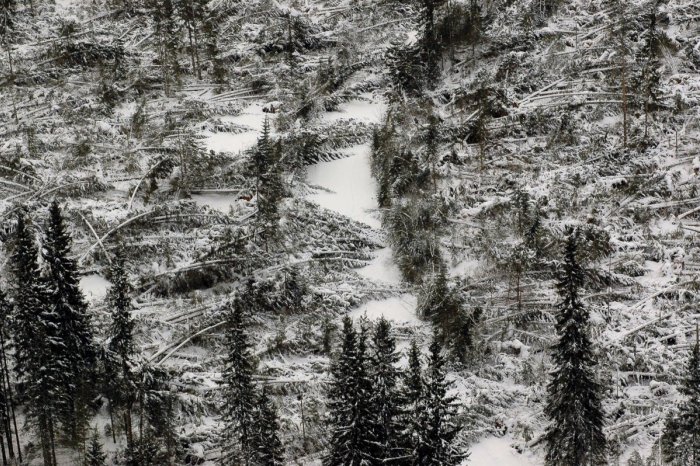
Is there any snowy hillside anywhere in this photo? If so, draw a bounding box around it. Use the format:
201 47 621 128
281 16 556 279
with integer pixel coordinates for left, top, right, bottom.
0 0 699 465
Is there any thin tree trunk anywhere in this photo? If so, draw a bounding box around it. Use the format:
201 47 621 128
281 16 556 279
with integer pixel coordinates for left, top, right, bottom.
192 25 201 80
187 26 196 78
49 414 57 466
0 340 19 463
6 48 12 77
0 340 13 462
644 102 649 137
40 414 51 466
108 400 117 444
138 384 144 443
123 410 133 448
621 64 628 149
0 430 7 466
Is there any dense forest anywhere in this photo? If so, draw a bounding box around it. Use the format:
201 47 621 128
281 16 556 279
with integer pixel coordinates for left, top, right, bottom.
0 0 700 464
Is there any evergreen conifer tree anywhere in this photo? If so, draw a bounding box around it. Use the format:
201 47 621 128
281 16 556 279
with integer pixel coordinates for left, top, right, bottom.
9 212 62 466
420 0 445 86
414 339 464 466
175 0 206 79
662 332 700 464
0 0 16 76
147 0 181 96
108 251 135 365
140 364 177 462
221 297 257 465
251 119 283 247
544 228 606 466
252 387 284 466
636 5 663 137
369 317 403 463
386 41 423 97
324 317 375 465
106 250 137 448
425 113 440 191
43 200 97 446
402 340 424 460
86 429 107 466
608 0 636 149
0 288 18 464
201 10 226 84
251 117 273 192
418 268 462 353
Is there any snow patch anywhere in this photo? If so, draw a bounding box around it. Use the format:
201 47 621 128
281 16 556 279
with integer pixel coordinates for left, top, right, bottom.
306 145 381 228
349 294 419 324
79 274 111 302
357 247 402 285
467 436 541 466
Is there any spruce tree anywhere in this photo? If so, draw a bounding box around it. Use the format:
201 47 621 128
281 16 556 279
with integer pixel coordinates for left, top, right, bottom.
251 117 273 192
281 267 305 314
201 9 226 84
545 228 606 466
9 212 62 466
414 339 464 466
425 113 440 191
608 0 636 149
108 251 136 365
636 5 663 137
140 364 177 462
386 41 423 97
0 0 15 32
404 340 424 413
663 334 700 464
252 387 284 466
418 267 463 354
466 0 481 56
0 0 16 59
106 250 137 449
0 288 18 464
221 296 257 465
403 340 424 460
43 200 97 446
369 317 403 463
258 140 284 247
420 0 445 86
324 317 375 466
251 119 283 247
147 0 181 96
86 429 107 466
175 0 206 79
678 336 700 462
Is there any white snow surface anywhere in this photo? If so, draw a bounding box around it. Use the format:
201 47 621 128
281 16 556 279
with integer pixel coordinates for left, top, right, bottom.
306 145 381 229
324 98 387 125
202 103 269 155
466 436 541 466
191 193 243 213
357 247 403 285
349 294 419 324
79 274 111 302
306 98 419 329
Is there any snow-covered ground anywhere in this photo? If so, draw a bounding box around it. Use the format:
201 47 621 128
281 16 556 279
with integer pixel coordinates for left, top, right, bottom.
79 273 111 302
191 193 241 213
202 102 269 155
357 246 403 284
349 294 420 324
306 96 552 465
305 96 420 332
467 436 541 466
306 145 381 229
